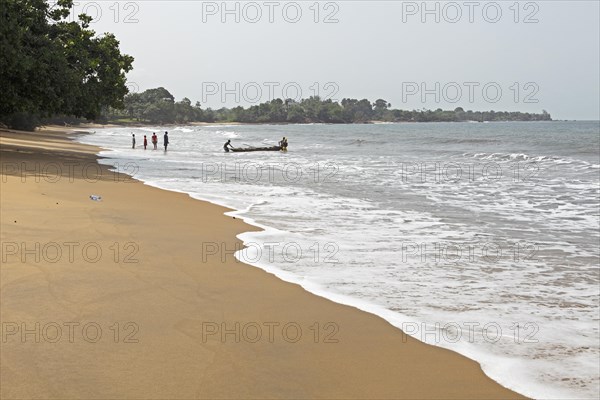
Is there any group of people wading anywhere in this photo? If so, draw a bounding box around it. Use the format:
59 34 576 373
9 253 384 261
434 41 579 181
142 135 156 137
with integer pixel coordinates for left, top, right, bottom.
132 131 169 151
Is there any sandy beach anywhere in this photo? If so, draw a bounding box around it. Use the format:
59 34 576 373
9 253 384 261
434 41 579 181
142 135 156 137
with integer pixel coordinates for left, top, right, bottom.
0 127 526 399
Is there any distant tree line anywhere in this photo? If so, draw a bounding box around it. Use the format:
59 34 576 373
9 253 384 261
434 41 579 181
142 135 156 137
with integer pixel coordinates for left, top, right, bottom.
100 87 552 125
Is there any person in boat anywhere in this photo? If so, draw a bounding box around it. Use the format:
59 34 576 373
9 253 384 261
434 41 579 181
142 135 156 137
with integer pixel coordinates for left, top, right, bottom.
278 136 288 150
223 139 234 152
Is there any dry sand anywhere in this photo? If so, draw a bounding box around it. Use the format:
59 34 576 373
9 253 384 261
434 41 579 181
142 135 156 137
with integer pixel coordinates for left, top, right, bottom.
0 127 526 399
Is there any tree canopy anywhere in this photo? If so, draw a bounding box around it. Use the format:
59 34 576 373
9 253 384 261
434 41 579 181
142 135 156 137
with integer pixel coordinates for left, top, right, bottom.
0 0 134 129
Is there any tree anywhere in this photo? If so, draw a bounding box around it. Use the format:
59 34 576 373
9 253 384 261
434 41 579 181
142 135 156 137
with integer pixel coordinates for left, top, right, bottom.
286 104 306 123
301 96 324 122
373 99 390 111
373 99 391 120
355 99 374 122
0 0 133 128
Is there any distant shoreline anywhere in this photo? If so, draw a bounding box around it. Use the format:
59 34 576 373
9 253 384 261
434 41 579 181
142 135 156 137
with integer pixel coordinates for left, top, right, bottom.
46 119 580 132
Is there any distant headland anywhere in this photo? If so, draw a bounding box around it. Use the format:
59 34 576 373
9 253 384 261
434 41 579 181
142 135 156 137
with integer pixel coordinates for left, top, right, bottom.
95 87 552 126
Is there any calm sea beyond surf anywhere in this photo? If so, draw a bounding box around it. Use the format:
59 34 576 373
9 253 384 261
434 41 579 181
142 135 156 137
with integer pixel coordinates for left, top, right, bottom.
77 121 599 399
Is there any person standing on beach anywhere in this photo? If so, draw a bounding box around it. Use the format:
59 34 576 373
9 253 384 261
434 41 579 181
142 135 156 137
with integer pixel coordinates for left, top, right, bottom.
152 133 158 150
143 135 148 150
163 131 169 152
132 133 136 149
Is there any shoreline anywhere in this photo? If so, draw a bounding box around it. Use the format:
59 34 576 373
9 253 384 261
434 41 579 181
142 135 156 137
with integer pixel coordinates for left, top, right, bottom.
1 126 526 399
20 119 575 133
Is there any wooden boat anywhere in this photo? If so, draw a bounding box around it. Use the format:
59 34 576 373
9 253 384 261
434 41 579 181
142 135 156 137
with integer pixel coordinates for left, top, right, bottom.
229 146 283 152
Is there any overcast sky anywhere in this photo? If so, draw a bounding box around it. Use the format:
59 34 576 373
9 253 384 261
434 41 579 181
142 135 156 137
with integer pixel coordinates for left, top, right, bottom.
78 0 599 120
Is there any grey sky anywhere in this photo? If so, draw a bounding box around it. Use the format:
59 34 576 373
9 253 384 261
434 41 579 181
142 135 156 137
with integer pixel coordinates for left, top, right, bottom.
81 1 600 120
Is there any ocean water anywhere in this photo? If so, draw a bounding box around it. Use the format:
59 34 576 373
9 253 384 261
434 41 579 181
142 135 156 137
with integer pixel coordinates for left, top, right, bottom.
76 121 600 399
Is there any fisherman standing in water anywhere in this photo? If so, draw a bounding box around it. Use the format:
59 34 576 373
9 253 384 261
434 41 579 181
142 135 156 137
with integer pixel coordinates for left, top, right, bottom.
132 133 136 149
279 136 288 151
163 131 169 152
223 139 234 152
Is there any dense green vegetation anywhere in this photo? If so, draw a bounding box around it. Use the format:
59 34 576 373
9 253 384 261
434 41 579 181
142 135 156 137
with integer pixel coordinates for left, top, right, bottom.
0 0 133 130
101 87 552 124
